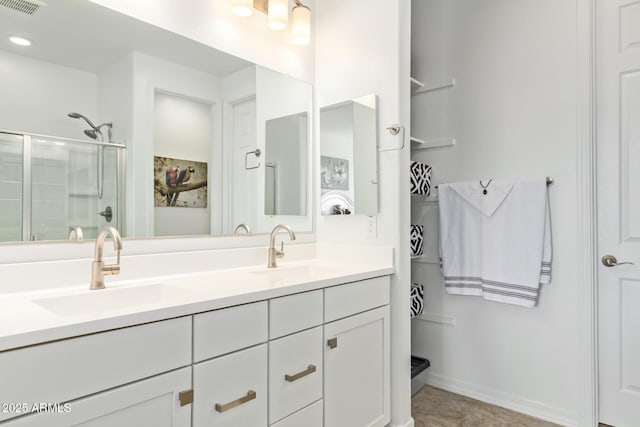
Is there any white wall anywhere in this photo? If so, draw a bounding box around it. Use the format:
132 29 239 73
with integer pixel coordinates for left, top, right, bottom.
315 1 413 426
410 0 580 425
98 54 133 146
88 0 314 83
0 49 97 138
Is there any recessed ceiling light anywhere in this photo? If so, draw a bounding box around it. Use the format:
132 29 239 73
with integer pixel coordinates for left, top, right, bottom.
9 36 32 46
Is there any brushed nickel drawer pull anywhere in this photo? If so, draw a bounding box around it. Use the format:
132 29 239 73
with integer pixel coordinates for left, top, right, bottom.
285 364 316 382
214 390 256 413
178 389 194 406
327 337 337 349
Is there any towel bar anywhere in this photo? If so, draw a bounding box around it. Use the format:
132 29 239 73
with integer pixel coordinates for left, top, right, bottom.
433 177 553 190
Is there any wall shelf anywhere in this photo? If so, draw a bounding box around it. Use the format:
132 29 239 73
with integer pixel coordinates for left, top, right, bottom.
410 77 425 89
411 137 456 151
411 255 441 265
412 78 456 95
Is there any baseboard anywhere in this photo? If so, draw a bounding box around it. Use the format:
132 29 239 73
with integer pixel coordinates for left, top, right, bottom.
390 417 414 427
424 372 578 427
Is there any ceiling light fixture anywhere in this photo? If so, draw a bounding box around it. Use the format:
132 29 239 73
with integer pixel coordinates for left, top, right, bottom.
9 35 32 46
232 0 311 45
291 2 310 45
268 0 288 30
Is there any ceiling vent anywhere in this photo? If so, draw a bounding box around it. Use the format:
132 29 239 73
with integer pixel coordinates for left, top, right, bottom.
0 0 46 15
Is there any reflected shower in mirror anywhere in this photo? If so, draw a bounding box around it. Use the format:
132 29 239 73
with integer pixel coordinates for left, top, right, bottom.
0 0 312 243
320 95 378 216
264 112 308 216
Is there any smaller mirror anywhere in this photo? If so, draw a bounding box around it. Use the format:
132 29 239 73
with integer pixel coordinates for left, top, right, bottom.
264 112 309 216
320 94 378 216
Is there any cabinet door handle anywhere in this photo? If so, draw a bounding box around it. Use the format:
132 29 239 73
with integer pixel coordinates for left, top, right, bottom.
285 364 316 382
327 337 338 349
178 389 194 406
214 390 256 413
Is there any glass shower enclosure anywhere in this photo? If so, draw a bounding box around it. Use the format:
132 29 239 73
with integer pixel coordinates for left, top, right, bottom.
0 130 126 242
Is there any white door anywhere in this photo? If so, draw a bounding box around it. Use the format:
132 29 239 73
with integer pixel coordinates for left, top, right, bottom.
597 1 640 426
324 306 390 427
231 98 257 233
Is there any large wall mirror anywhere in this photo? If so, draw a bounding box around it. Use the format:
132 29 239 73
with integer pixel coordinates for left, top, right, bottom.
0 0 312 243
320 94 378 216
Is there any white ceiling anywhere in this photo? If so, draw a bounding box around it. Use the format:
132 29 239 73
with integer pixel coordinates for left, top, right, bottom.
0 0 252 76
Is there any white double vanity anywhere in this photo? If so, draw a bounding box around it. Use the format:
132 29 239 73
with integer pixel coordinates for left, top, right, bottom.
0 244 393 427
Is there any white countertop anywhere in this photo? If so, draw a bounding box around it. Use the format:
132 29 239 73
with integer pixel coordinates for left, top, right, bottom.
0 258 393 352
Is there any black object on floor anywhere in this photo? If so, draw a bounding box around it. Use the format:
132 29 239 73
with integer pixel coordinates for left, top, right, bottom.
411 355 430 378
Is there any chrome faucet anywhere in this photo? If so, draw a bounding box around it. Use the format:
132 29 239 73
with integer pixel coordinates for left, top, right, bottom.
90 227 122 290
268 224 296 268
68 226 84 241
234 223 252 234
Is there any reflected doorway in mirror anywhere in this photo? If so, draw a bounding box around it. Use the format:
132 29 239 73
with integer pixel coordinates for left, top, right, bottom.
153 156 208 208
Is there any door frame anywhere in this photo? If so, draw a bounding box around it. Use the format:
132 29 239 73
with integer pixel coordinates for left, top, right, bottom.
577 0 598 426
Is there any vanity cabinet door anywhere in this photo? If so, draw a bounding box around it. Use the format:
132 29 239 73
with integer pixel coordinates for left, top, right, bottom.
1 368 191 427
193 344 267 427
324 306 390 427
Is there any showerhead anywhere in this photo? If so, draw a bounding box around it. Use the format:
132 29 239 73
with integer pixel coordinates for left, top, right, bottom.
67 112 98 130
84 129 99 140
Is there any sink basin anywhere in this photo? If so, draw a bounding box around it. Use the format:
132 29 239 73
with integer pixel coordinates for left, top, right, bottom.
34 283 190 316
249 265 342 282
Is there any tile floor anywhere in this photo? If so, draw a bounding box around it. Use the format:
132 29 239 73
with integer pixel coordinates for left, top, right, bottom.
411 386 561 427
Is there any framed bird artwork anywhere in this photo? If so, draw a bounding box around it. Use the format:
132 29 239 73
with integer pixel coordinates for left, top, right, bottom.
153 156 208 208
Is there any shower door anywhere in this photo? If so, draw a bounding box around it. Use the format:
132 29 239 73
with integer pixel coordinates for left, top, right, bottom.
30 137 123 241
0 133 23 242
0 131 125 242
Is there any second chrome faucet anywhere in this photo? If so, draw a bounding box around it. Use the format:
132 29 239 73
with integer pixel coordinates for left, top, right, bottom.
268 225 296 268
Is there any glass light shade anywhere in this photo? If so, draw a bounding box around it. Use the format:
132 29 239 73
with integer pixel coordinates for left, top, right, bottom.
232 0 253 17
268 0 288 30
291 5 311 45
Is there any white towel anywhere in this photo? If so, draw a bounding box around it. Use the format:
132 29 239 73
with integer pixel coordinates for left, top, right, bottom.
438 180 552 307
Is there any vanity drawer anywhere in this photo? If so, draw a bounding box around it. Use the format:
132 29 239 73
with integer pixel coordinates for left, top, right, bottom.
193 301 268 362
193 344 267 427
0 317 191 423
271 399 323 427
269 326 323 424
269 289 323 339
324 276 390 322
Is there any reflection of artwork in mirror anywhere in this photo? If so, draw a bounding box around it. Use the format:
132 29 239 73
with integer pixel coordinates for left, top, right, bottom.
153 157 208 208
0 0 312 242
321 156 349 191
